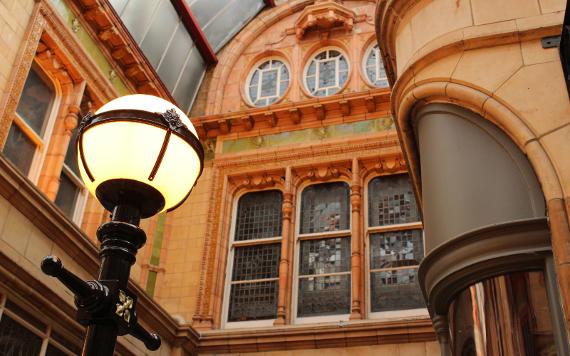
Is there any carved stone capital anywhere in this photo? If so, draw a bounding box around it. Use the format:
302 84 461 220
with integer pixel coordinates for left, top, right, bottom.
64 105 81 133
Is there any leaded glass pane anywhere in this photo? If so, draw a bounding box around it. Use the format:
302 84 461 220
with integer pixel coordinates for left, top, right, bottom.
318 60 336 88
64 128 80 176
306 49 348 97
370 230 423 269
3 124 36 175
365 45 389 88
307 62 316 76
228 280 278 321
370 269 425 312
368 174 419 226
299 238 350 275
55 171 81 219
329 50 340 58
281 65 289 80
297 274 351 317
232 243 280 281
16 67 54 136
300 182 349 234
260 69 278 97
0 314 43 355
235 190 282 241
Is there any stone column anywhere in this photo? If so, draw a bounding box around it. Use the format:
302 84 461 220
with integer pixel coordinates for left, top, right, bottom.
350 158 362 319
275 167 293 325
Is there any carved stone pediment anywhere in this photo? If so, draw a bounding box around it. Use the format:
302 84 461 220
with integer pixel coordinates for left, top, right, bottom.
294 0 356 39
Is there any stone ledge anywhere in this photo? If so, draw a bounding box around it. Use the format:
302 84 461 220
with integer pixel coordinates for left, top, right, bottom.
197 318 435 354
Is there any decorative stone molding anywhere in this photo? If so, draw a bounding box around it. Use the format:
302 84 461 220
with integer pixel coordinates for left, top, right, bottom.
194 88 391 140
228 171 286 194
293 163 352 187
294 0 356 39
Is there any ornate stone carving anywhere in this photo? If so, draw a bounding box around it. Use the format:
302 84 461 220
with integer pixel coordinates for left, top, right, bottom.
294 0 356 39
230 172 285 192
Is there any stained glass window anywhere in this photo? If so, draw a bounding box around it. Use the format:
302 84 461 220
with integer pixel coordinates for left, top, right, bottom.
247 59 289 107
367 175 424 313
305 49 349 97
3 65 55 176
300 182 350 234
364 44 389 88
227 190 283 323
297 238 351 317
368 174 418 227
235 190 282 241
297 182 351 318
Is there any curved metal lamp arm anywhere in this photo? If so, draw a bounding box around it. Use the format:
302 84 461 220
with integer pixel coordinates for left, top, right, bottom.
41 255 161 352
130 321 161 350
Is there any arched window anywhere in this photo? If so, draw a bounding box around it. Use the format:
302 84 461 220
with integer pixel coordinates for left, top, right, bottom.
363 44 389 88
296 182 351 319
225 190 283 325
247 59 290 107
3 63 58 179
304 49 349 97
367 174 424 314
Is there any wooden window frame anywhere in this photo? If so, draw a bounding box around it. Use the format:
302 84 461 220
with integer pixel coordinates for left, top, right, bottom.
7 61 61 183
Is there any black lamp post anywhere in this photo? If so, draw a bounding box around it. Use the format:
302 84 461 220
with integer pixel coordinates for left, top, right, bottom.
40 94 204 355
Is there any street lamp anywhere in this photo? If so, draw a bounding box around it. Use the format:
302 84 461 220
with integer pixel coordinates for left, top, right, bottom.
40 94 204 355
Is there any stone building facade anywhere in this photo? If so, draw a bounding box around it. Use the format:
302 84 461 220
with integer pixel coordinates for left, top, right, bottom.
0 0 567 355
376 0 570 354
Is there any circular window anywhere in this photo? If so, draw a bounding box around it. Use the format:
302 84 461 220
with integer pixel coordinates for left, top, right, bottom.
363 44 389 88
304 49 349 97
247 59 290 107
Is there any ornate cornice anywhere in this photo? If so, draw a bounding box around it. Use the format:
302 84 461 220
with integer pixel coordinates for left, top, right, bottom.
194 88 391 139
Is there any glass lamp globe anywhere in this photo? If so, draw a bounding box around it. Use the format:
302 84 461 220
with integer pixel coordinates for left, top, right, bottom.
76 94 204 218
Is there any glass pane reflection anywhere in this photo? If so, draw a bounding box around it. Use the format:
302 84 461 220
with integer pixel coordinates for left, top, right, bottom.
449 271 556 356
